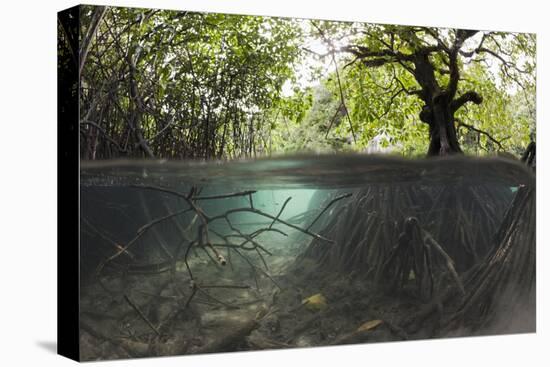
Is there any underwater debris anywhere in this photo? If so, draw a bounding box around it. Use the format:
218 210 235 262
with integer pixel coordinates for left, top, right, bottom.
356 319 383 332
302 293 328 311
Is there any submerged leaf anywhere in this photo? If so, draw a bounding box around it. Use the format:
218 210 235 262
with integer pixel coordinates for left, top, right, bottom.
302 293 327 311
356 319 384 332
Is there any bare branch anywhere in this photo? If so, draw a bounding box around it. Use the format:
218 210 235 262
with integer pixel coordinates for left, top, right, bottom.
456 118 508 152
194 190 257 201
80 121 127 153
307 193 352 231
331 53 357 143
123 293 161 336
270 197 292 229
79 6 107 75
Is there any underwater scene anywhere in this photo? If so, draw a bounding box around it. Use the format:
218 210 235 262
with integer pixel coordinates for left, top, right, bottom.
79 155 535 360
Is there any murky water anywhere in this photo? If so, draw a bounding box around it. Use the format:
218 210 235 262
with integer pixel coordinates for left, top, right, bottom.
81 154 532 189
79 154 535 360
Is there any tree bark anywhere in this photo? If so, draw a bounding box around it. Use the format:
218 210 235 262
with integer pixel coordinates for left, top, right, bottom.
424 99 462 156
414 53 463 156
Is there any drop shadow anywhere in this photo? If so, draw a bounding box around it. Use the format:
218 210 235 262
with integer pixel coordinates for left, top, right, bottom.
36 341 57 354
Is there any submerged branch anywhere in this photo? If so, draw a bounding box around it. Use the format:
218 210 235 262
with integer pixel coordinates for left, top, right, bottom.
123 293 161 336
307 193 352 231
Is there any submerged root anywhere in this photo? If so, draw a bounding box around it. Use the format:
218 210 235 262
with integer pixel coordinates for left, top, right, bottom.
426 184 513 272
447 186 535 334
301 184 431 278
300 182 514 281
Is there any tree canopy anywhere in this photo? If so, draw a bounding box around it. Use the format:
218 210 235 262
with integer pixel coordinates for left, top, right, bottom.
60 5 536 160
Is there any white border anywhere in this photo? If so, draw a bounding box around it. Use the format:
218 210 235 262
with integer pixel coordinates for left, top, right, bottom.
0 0 547 366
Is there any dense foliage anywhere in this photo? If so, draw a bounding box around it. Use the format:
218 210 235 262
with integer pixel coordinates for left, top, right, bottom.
60 6 536 159
276 22 536 156
77 6 303 159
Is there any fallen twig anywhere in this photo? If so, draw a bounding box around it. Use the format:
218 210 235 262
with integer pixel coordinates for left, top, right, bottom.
123 294 161 336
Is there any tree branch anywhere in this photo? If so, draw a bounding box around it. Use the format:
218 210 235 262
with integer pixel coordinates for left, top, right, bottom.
450 91 483 112
340 45 415 63
456 119 507 151
446 30 479 99
79 6 107 75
